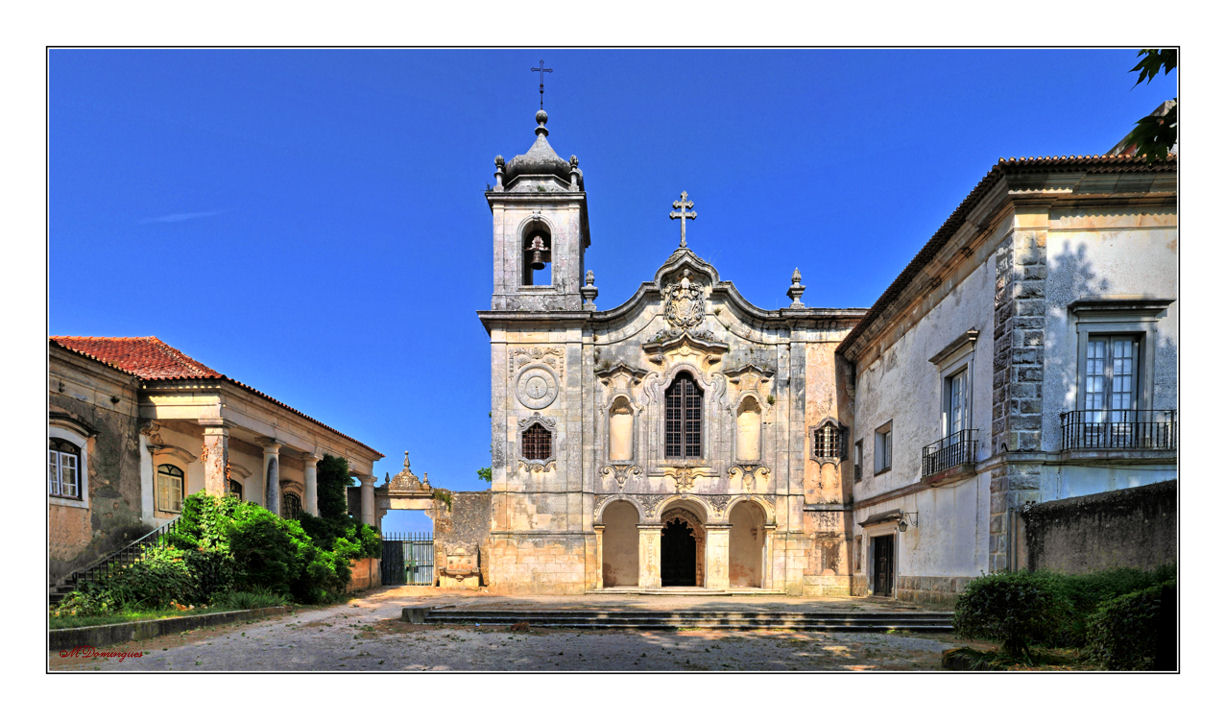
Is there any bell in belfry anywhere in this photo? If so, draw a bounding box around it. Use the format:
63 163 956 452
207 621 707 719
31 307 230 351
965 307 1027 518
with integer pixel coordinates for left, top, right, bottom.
527 234 550 270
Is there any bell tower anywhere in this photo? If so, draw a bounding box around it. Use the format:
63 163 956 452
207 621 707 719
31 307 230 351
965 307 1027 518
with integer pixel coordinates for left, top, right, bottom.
486 109 590 311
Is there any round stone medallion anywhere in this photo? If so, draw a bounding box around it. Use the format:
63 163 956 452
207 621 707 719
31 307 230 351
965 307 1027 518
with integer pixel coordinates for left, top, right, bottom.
516 365 559 409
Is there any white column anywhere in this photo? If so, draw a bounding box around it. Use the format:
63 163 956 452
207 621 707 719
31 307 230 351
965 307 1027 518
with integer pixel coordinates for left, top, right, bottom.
637 523 662 588
593 524 605 590
359 474 376 526
262 442 282 515
705 523 731 590
303 453 321 516
201 422 230 497
139 432 157 523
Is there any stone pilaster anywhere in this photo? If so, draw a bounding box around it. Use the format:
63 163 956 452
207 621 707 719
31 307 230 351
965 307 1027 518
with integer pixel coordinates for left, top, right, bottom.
359 474 376 526
262 442 281 515
593 523 605 589
637 523 662 588
200 422 230 497
989 219 1048 571
303 454 321 516
704 523 731 590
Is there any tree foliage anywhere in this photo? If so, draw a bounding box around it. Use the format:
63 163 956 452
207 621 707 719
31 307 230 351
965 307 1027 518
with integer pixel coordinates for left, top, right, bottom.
477 466 492 483
317 454 353 521
1123 49 1177 161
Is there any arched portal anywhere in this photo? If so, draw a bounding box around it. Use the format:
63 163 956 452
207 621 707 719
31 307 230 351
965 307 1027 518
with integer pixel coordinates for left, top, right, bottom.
729 501 767 588
601 500 639 587
660 504 706 587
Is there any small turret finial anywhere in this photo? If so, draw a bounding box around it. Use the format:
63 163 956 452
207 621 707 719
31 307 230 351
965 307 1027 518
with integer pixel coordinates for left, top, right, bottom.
403 450 411 470
787 267 806 308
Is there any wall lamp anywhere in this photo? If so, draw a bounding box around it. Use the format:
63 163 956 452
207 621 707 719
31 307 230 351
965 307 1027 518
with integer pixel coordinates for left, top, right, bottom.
897 512 920 532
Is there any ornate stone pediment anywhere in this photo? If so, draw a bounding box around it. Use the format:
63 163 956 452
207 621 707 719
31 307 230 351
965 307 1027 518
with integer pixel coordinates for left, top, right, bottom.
642 328 728 366
725 364 775 403
387 451 432 496
662 466 712 495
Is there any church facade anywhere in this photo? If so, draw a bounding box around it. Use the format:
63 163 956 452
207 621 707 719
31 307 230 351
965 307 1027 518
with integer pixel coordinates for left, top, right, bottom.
477 108 1177 599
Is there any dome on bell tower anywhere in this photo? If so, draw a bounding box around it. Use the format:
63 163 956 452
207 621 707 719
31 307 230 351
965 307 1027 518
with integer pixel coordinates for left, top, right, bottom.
501 109 583 190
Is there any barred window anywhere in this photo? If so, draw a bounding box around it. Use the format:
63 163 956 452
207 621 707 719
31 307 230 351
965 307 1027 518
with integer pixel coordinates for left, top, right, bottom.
48 438 82 500
522 422 552 460
665 372 703 459
156 463 185 513
812 421 846 462
282 491 302 520
227 479 243 500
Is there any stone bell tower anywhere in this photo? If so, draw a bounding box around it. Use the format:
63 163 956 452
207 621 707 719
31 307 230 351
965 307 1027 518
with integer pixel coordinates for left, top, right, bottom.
486 109 590 311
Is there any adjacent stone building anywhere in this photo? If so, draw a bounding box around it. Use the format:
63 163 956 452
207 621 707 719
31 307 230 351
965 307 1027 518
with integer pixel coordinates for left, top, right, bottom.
48 337 383 584
477 109 1177 599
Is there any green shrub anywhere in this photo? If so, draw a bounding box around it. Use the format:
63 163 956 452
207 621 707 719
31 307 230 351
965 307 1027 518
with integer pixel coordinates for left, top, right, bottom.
227 502 297 597
212 587 289 610
1043 566 1177 647
1086 580 1177 670
953 571 1072 661
316 454 353 521
67 545 197 612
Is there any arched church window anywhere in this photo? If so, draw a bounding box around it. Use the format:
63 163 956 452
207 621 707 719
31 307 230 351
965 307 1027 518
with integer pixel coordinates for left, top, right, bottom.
812 421 847 463
609 396 634 461
522 225 552 286
736 396 762 462
665 372 703 459
48 437 82 500
522 422 553 461
156 463 185 513
282 491 303 520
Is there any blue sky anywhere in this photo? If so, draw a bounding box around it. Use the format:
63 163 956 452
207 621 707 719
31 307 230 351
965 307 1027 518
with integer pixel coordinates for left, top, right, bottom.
48 49 1176 531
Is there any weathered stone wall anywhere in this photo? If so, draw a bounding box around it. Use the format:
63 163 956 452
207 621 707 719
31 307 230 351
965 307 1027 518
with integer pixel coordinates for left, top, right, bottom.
487 534 592 593
49 350 147 583
896 575 975 607
433 491 492 584
345 558 381 593
1020 479 1176 574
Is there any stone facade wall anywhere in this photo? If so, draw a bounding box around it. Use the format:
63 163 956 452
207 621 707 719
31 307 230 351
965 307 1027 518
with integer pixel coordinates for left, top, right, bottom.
487 534 592 593
49 350 147 583
345 558 381 593
1020 480 1176 574
896 575 974 607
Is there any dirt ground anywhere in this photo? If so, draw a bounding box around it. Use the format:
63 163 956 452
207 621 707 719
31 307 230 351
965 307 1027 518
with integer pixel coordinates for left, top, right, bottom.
49 586 959 672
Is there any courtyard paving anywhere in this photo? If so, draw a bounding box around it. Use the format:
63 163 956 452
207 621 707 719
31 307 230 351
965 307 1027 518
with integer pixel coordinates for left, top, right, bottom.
49 586 959 671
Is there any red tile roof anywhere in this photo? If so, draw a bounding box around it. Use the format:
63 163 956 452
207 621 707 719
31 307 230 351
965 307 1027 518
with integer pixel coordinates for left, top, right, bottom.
50 336 382 458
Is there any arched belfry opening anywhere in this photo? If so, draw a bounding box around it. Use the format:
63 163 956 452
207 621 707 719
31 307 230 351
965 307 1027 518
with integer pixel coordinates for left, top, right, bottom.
522 221 552 286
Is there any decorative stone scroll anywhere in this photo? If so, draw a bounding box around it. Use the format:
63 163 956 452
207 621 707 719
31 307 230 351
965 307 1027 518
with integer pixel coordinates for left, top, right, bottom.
707 494 733 515
600 463 643 492
632 494 666 517
512 346 563 371
728 465 771 494
662 466 710 495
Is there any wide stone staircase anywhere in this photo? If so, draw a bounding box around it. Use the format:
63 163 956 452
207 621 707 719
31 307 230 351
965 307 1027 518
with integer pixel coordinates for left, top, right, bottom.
406 607 953 632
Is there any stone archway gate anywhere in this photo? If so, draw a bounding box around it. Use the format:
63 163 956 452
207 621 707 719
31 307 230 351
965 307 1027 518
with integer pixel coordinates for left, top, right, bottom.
375 453 437 586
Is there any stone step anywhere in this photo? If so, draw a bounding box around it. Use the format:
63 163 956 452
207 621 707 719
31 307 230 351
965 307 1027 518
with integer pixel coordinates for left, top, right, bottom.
412 608 953 632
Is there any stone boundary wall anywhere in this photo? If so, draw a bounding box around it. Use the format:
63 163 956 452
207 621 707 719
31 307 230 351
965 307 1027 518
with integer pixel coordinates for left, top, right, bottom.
487 534 591 593
1020 479 1176 574
49 606 289 652
433 491 492 585
346 557 381 593
897 575 975 607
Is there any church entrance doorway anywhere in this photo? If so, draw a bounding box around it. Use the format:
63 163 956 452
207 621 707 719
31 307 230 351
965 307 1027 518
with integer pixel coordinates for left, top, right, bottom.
872 534 895 597
661 517 697 586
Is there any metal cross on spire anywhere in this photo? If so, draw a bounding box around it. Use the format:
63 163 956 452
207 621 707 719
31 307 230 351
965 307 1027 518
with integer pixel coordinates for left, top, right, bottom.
669 191 697 248
530 60 553 109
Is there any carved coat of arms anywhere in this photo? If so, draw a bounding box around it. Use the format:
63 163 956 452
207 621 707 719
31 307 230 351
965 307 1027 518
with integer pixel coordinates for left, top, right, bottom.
664 270 704 329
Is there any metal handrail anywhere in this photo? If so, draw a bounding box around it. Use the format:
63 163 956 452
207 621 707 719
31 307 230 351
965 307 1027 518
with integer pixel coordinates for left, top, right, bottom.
1060 409 1177 451
55 517 179 595
921 429 978 477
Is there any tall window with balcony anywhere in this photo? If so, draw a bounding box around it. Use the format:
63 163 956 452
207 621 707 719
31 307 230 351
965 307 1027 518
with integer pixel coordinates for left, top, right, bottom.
923 367 978 476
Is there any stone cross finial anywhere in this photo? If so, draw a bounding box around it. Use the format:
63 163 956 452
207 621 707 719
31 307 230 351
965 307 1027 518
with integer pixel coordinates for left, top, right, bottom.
530 60 553 110
669 191 697 248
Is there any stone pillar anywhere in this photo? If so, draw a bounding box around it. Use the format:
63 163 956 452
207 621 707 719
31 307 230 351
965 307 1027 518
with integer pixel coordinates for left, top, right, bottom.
263 442 281 515
637 523 662 588
593 524 605 590
138 422 162 522
200 422 230 497
303 453 321 516
705 523 731 590
359 474 376 526
763 523 777 590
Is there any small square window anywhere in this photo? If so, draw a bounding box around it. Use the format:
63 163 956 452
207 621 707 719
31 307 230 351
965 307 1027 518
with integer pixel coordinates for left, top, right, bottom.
874 422 892 474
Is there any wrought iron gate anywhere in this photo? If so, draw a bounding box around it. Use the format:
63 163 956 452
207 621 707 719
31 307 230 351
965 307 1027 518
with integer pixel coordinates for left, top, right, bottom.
380 531 435 586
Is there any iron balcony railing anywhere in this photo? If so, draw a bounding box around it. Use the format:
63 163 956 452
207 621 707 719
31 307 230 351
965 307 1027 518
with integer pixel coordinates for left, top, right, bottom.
921 429 979 477
1060 409 1177 451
